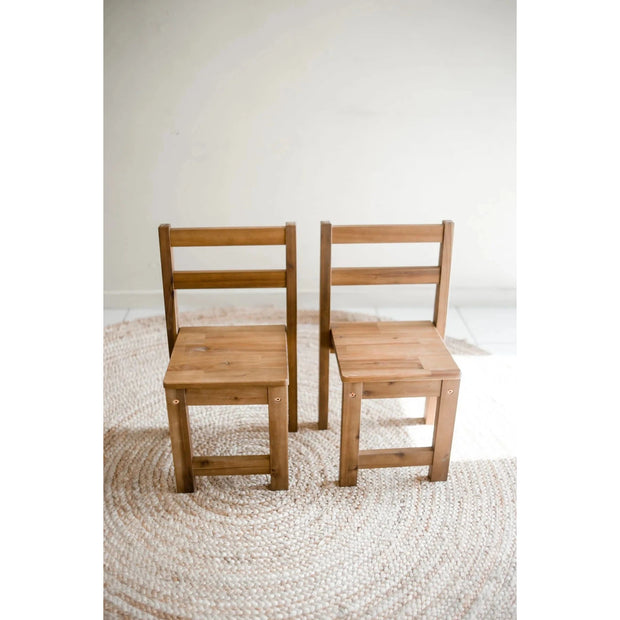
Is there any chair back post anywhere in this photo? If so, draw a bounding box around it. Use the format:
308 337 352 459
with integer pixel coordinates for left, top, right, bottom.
285 222 298 430
158 223 179 356
319 221 333 348
432 220 454 338
318 221 332 429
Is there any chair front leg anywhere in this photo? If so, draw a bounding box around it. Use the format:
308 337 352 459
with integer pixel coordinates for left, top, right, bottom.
268 385 289 490
429 379 460 482
165 388 194 493
339 382 363 487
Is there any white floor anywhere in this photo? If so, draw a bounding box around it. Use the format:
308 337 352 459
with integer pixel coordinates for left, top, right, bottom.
104 305 516 355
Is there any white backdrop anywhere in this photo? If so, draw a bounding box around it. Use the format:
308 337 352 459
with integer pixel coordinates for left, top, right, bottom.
104 0 515 308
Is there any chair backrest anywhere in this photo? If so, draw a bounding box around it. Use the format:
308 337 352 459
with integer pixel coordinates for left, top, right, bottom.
159 223 297 356
319 221 454 341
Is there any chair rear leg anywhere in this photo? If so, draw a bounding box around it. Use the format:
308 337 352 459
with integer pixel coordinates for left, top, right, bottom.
318 343 330 430
268 385 289 490
429 379 460 481
165 388 194 493
424 397 438 425
339 382 362 486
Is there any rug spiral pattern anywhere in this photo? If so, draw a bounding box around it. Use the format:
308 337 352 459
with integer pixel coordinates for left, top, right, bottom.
104 309 516 619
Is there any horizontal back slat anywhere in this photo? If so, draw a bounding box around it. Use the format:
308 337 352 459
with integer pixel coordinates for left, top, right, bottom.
173 269 287 289
332 224 443 244
332 266 440 286
170 226 286 246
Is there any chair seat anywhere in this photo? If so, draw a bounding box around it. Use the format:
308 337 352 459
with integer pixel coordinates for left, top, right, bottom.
163 325 288 389
331 320 460 382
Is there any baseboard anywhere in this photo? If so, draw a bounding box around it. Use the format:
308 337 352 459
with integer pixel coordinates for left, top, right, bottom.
104 287 516 309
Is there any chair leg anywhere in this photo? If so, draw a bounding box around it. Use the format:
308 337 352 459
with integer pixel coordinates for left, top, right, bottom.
339 382 363 487
268 385 289 490
318 344 330 430
424 397 438 425
429 379 460 482
287 328 298 432
288 377 298 433
165 388 194 493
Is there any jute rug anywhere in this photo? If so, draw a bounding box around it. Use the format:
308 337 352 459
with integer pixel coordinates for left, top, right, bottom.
104 309 516 619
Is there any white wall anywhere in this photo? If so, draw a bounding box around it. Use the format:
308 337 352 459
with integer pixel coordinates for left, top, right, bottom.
105 0 515 308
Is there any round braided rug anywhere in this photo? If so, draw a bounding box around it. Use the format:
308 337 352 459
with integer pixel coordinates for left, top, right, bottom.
104 309 516 619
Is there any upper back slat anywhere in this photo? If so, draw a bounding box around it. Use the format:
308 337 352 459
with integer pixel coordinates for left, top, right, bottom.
170 226 286 247
332 224 443 244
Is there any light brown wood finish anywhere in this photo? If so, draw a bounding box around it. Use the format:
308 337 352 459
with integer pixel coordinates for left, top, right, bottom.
159 223 296 493
192 454 271 476
358 447 434 469
318 221 332 430
331 266 440 286
165 388 194 493
268 385 289 490
361 380 441 399
332 224 444 244
286 222 298 432
424 397 438 426
185 386 268 406
331 321 459 383
339 382 362 486
173 269 286 289
433 220 454 339
163 325 288 389
159 224 179 356
429 379 460 481
319 221 461 486
170 226 286 247
425 220 454 427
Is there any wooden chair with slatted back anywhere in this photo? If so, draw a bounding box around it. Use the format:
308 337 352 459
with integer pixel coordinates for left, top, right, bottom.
318 221 460 486
159 223 297 492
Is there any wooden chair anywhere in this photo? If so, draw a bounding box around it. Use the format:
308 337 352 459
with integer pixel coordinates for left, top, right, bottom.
159 223 297 492
318 221 461 486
